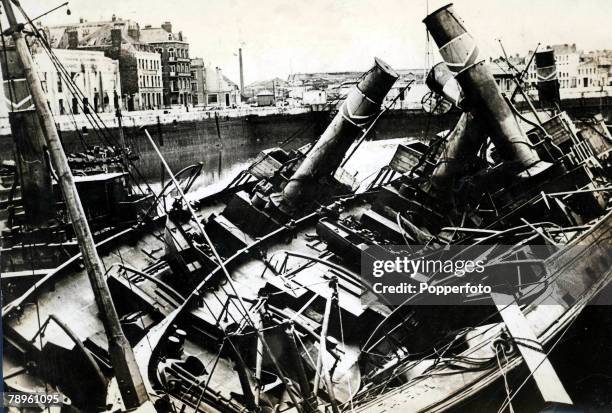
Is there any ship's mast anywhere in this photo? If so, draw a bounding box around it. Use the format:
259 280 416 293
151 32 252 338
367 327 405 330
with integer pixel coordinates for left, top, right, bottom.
0 0 149 409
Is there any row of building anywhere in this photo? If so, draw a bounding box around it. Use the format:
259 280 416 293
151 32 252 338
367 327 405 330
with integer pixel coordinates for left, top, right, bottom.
281 43 612 110
490 43 612 98
280 69 428 109
4 22 611 118
0 15 241 117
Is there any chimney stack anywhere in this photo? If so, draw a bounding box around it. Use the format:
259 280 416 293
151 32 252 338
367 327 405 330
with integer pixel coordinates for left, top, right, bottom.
67 30 78 49
110 28 122 59
128 23 140 41
161 21 172 33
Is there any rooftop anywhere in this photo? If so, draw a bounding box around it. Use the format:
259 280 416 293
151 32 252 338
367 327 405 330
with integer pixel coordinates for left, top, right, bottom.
139 26 187 44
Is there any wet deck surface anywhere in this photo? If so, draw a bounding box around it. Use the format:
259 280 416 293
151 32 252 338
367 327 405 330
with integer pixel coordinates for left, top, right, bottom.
7 202 226 352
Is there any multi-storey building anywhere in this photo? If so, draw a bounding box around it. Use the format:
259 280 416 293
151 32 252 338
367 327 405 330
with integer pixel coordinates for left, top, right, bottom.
526 45 576 89
135 50 163 109
190 58 240 108
31 48 121 116
485 44 612 100
190 57 206 106
140 22 192 107
578 51 612 88
520 44 612 99
46 15 162 111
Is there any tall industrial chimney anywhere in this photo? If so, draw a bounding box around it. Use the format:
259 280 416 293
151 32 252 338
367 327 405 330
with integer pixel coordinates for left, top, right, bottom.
239 48 244 96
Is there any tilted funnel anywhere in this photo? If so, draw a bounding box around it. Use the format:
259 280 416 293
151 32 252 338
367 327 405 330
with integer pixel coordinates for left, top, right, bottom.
279 58 398 209
426 62 465 109
535 49 561 109
431 112 486 191
424 4 546 175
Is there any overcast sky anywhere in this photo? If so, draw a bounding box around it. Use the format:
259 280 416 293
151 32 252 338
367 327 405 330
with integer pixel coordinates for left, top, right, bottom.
23 0 612 84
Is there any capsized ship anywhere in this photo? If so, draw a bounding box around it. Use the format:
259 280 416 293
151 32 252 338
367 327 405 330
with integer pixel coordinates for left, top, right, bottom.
3 3 612 413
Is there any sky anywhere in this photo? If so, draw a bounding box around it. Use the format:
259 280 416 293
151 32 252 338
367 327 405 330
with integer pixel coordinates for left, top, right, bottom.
21 0 612 84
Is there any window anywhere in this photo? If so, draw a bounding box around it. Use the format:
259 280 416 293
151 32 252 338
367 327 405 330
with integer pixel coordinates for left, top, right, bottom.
57 72 63 92
59 99 65 115
208 93 218 104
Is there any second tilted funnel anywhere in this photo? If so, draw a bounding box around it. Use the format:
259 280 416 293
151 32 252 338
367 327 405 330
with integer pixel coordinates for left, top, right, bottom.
424 4 545 174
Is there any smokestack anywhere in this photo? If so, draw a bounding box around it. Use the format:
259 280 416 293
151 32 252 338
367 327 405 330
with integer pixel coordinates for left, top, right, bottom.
430 112 486 191
67 30 78 49
535 49 561 110
424 4 546 176
426 62 464 109
239 48 244 96
277 58 398 210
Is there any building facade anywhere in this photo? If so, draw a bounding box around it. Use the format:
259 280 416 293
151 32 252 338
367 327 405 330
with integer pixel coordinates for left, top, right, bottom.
483 44 612 100
523 44 612 97
190 59 240 108
578 51 612 88
256 90 274 106
31 48 121 116
46 15 162 111
136 50 163 109
526 44 580 90
190 57 206 106
203 66 240 108
140 22 192 107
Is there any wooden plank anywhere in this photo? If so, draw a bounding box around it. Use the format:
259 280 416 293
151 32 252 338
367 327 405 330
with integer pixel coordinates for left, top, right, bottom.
491 292 573 405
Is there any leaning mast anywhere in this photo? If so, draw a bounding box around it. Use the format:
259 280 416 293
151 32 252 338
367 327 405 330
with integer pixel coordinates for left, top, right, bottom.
0 0 149 409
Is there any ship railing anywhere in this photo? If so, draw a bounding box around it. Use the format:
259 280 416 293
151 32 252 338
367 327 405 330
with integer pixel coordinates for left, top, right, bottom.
365 166 403 191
